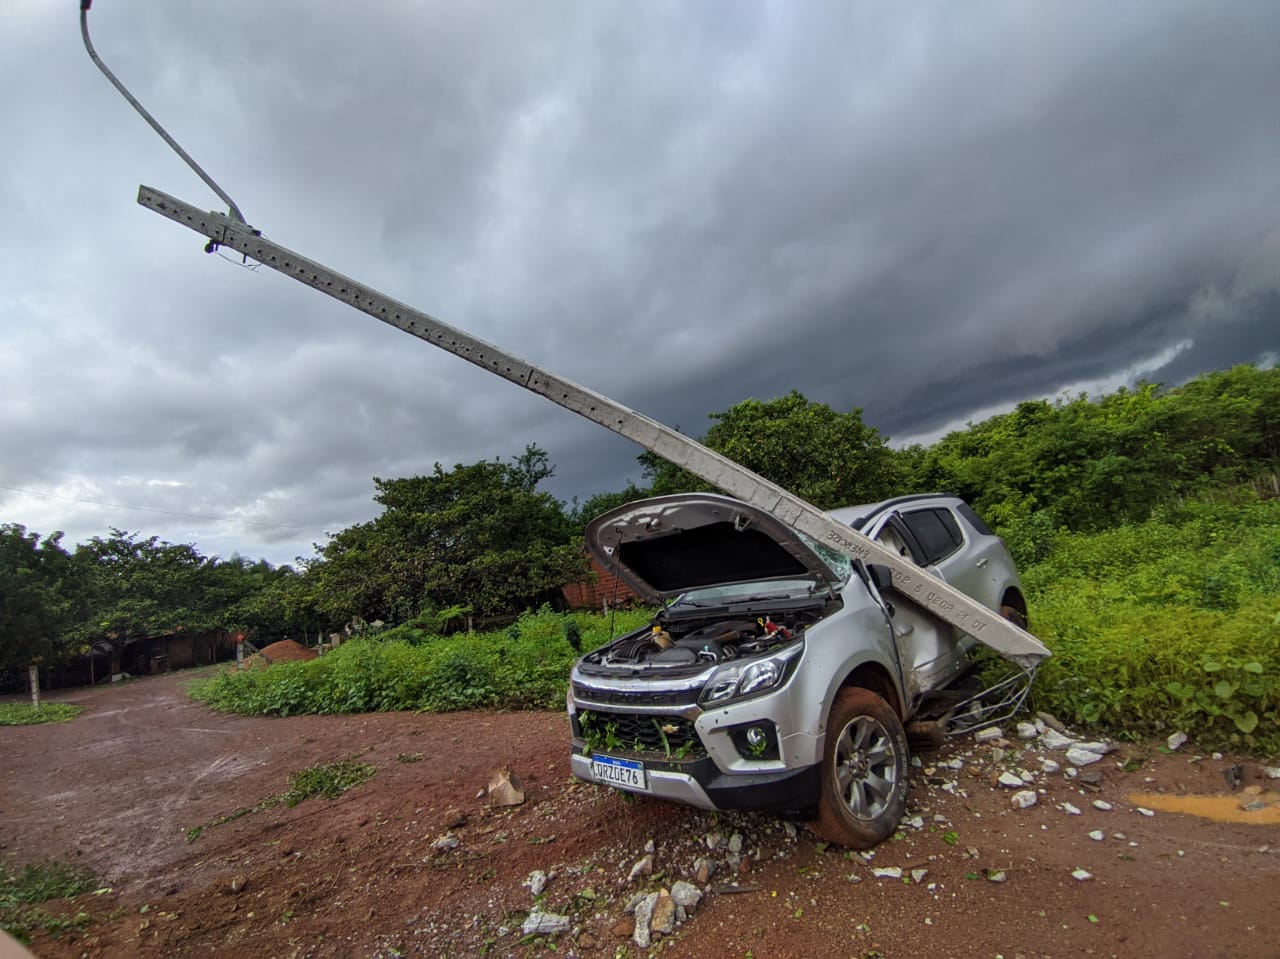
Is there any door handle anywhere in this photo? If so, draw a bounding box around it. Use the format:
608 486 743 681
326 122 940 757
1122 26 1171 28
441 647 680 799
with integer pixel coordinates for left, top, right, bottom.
976 558 988 568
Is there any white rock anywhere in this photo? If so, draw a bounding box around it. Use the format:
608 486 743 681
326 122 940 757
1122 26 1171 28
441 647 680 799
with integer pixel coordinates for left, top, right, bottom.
998 771 1024 788
974 727 1004 743
872 867 903 879
1019 769 1036 783
1092 799 1113 811
1060 802 1082 815
1167 731 1189 751
524 870 548 897
628 855 654 881
632 893 658 948
1041 729 1075 750
670 881 702 911
522 912 570 936
1072 869 1094 881
1066 746 1104 767
728 832 743 854
1088 830 1105 841
1016 722 1039 740
1137 807 1155 817
1264 767 1280 780
1041 759 1060 774
1076 741 1116 755
1011 790 1038 809
911 868 929 884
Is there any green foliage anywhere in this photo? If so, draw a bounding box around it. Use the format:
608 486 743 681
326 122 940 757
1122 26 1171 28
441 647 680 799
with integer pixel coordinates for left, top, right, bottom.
190 606 654 716
0 858 98 943
69 531 286 663
310 445 584 626
1025 495 1280 752
0 525 82 673
281 759 377 806
0 703 82 726
640 391 901 508
902 364 1280 534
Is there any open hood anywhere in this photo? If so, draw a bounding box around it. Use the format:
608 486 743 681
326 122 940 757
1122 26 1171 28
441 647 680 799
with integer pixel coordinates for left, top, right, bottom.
584 493 843 602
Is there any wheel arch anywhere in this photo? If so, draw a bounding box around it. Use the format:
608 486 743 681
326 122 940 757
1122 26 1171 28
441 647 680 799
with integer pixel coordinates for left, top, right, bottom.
836 661 903 720
1000 587 1029 628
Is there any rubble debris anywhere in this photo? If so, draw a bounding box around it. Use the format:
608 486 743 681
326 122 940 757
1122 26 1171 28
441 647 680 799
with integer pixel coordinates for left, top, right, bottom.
1011 790 1038 809
521 911 570 936
628 854 654 882
1040 729 1075 750
1167 731 1188 751
1066 746 1105 767
524 870 548 897
486 768 525 807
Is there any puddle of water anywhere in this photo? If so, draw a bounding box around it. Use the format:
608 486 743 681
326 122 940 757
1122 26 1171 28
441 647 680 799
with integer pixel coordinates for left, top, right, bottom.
1128 791 1280 824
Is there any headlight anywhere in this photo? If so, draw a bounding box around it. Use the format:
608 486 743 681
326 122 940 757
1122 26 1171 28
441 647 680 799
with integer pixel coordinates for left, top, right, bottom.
701 643 803 705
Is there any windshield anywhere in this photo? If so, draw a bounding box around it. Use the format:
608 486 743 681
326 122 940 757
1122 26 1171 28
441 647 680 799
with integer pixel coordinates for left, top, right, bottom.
669 578 820 609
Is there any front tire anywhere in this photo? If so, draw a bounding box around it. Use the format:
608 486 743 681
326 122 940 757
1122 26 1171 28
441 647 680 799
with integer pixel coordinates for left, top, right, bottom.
810 687 909 849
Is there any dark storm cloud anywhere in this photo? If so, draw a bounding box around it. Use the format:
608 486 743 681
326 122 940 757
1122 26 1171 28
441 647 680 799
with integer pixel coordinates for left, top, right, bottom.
2 1 1278 563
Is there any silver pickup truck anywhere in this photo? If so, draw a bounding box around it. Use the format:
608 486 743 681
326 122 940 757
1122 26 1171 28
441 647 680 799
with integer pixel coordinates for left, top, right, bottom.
567 492 1031 848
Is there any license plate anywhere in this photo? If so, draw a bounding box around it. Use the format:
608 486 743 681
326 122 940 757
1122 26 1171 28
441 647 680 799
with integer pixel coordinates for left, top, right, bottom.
590 755 648 791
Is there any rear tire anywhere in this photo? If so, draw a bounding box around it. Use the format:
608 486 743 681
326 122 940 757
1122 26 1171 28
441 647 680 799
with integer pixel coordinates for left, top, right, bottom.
810 687 909 849
1000 603 1028 629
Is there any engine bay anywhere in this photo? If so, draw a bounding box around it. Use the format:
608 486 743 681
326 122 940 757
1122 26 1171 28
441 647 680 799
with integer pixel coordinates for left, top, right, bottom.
582 605 827 672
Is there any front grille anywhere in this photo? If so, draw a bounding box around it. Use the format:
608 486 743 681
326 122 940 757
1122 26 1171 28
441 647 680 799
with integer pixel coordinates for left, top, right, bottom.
578 710 706 759
571 682 702 708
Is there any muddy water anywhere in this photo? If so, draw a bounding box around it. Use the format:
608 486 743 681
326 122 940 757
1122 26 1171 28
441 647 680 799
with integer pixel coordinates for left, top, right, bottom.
1128 790 1280 824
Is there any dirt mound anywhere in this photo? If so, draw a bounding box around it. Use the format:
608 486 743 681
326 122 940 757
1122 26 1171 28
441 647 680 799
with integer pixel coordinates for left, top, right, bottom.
248 639 318 667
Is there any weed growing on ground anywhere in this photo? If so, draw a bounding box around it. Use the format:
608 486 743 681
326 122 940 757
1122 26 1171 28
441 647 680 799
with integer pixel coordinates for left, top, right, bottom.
185 758 377 842
0 858 99 943
0 703 83 726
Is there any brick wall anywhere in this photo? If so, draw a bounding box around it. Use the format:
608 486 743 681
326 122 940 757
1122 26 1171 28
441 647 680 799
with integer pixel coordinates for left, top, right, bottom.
561 555 641 610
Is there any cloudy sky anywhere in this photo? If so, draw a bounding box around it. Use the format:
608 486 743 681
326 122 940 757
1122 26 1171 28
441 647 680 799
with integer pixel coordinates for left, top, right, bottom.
3 1 1277 567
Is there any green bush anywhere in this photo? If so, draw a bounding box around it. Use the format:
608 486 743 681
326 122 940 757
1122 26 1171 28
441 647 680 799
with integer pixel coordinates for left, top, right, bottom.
189 605 653 717
1023 494 1280 753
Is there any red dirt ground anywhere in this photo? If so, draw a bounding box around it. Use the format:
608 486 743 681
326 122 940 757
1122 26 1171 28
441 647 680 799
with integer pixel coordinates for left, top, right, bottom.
2 670 1277 958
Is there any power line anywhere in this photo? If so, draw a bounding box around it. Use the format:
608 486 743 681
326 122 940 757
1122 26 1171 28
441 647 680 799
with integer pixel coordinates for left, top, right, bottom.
0 484 303 531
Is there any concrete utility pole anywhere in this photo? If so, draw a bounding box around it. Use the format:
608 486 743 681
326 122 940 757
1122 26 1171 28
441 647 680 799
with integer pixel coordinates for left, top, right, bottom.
137 187 1050 668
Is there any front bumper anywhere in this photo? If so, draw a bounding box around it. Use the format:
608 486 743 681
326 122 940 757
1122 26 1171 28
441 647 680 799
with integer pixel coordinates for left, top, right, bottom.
568 748 821 813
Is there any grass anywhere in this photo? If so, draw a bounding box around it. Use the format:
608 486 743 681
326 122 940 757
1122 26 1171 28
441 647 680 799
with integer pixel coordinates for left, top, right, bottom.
185 758 377 843
0 859 99 944
0 703 83 726
1023 494 1280 753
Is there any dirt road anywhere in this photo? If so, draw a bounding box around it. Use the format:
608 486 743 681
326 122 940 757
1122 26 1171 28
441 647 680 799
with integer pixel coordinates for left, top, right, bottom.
3 671 1277 957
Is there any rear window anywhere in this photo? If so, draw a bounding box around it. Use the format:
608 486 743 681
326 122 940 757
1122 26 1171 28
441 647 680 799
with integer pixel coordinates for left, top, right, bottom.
901 508 963 565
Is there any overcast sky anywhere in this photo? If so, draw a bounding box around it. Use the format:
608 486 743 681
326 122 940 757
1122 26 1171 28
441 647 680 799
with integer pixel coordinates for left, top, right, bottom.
3 1 1277 567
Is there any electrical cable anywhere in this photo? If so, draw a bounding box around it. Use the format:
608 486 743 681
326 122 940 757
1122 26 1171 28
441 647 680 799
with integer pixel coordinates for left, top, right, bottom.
80 0 249 226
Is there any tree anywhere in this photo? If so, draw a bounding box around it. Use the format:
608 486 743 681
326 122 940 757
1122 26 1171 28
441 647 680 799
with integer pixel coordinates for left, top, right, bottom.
0 525 81 680
641 391 903 509
310 445 584 626
73 530 232 673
